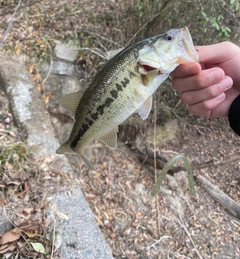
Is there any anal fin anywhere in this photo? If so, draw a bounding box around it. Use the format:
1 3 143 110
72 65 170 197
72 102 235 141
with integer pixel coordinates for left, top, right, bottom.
99 127 118 149
56 142 92 169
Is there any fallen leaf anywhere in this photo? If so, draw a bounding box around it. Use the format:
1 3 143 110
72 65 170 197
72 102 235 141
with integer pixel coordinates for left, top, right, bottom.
15 46 21 56
0 228 21 245
49 202 69 220
33 73 41 82
37 83 42 92
28 64 35 73
0 243 15 254
43 93 50 104
23 232 40 238
0 244 8 251
17 221 41 233
36 39 45 47
30 242 45 254
54 233 62 252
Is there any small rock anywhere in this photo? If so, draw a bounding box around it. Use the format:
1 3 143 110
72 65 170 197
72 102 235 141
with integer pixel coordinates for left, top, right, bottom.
4 117 11 124
54 41 79 62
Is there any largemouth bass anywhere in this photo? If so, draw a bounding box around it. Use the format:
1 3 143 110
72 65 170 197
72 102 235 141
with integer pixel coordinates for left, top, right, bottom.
56 27 199 168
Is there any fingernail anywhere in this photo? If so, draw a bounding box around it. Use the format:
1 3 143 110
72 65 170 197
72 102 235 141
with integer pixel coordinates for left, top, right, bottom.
214 93 225 101
211 69 224 83
220 76 233 91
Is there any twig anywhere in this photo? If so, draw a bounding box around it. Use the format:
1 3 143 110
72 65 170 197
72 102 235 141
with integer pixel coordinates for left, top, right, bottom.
76 47 108 60
94 32 122 48
125 1 175 46
51 218 56 259
177 216 203 259
197 175 240 219
162 249 192 259
145 236 170 250
0 0 22 48
42 39 53 87
125 11 162 46
153 95 161 237
192 155 240 170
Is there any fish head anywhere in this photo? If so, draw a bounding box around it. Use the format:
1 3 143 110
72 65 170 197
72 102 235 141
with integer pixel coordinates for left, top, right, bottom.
138 27 199 74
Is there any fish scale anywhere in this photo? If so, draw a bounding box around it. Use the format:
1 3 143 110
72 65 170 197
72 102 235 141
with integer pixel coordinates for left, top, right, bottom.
56 27 199 168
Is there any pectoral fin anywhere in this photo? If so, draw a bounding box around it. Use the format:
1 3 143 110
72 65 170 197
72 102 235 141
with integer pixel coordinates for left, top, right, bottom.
99 127 118 149
137 95 153 120
59 91 83 116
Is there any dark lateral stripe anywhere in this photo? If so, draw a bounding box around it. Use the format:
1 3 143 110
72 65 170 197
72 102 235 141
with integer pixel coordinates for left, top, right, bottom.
91 112 98 121
71 122 89 148
71 97 114 148
121 77 129 88
128 70 137 78
110 90 118 99
116 83 122 91
71 75 131 148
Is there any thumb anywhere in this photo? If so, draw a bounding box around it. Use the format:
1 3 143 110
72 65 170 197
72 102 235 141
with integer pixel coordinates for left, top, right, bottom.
197 42 240 64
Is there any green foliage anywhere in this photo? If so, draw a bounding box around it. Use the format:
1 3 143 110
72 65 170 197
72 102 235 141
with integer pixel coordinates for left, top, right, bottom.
197 0 239 40
137 0 156 18
0 142 30 171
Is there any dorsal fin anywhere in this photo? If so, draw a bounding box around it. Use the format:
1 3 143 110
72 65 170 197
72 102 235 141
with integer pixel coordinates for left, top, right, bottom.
59 91 83 116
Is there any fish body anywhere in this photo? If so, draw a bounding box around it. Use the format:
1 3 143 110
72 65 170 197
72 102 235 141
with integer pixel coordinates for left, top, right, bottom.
56 27 199 167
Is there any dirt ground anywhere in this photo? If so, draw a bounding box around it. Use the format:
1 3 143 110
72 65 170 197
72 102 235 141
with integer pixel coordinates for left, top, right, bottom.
1 1 240 258
75 116 240 259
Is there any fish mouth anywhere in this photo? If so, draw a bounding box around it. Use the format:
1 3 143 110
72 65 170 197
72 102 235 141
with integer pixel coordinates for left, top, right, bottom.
179 27 199 63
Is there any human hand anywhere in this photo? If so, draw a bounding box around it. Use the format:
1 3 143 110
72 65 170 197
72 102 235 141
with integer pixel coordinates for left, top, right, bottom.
171 42 240 118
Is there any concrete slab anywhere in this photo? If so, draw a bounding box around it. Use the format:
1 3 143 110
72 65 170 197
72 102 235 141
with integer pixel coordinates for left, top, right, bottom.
0 57 113 259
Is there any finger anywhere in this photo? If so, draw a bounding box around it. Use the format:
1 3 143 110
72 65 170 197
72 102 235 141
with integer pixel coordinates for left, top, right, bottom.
171 62 201 78
180 76 233 105
173 67 225 92
197 42 240 64
188 93 226 117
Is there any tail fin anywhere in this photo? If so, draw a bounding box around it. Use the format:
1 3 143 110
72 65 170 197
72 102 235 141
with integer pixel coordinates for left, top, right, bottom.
56 143 92 169
56 142 73 154
81 155 92 169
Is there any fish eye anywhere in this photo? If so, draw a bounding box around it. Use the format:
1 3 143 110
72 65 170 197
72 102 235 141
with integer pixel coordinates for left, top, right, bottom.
165 34 173 41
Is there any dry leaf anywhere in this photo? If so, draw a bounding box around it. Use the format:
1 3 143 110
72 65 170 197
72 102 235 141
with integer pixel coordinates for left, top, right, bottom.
15 46 21 56
18 221 41 233
0 243 15 254
58 171 70 182
54 233 62 252
43 93 50 104
28 64 35 73
23 232 40 238
37 83 42 92
0 244 8 251
0 228 21 245
36 39 45 47
49 202 69 220
33 73 41 82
